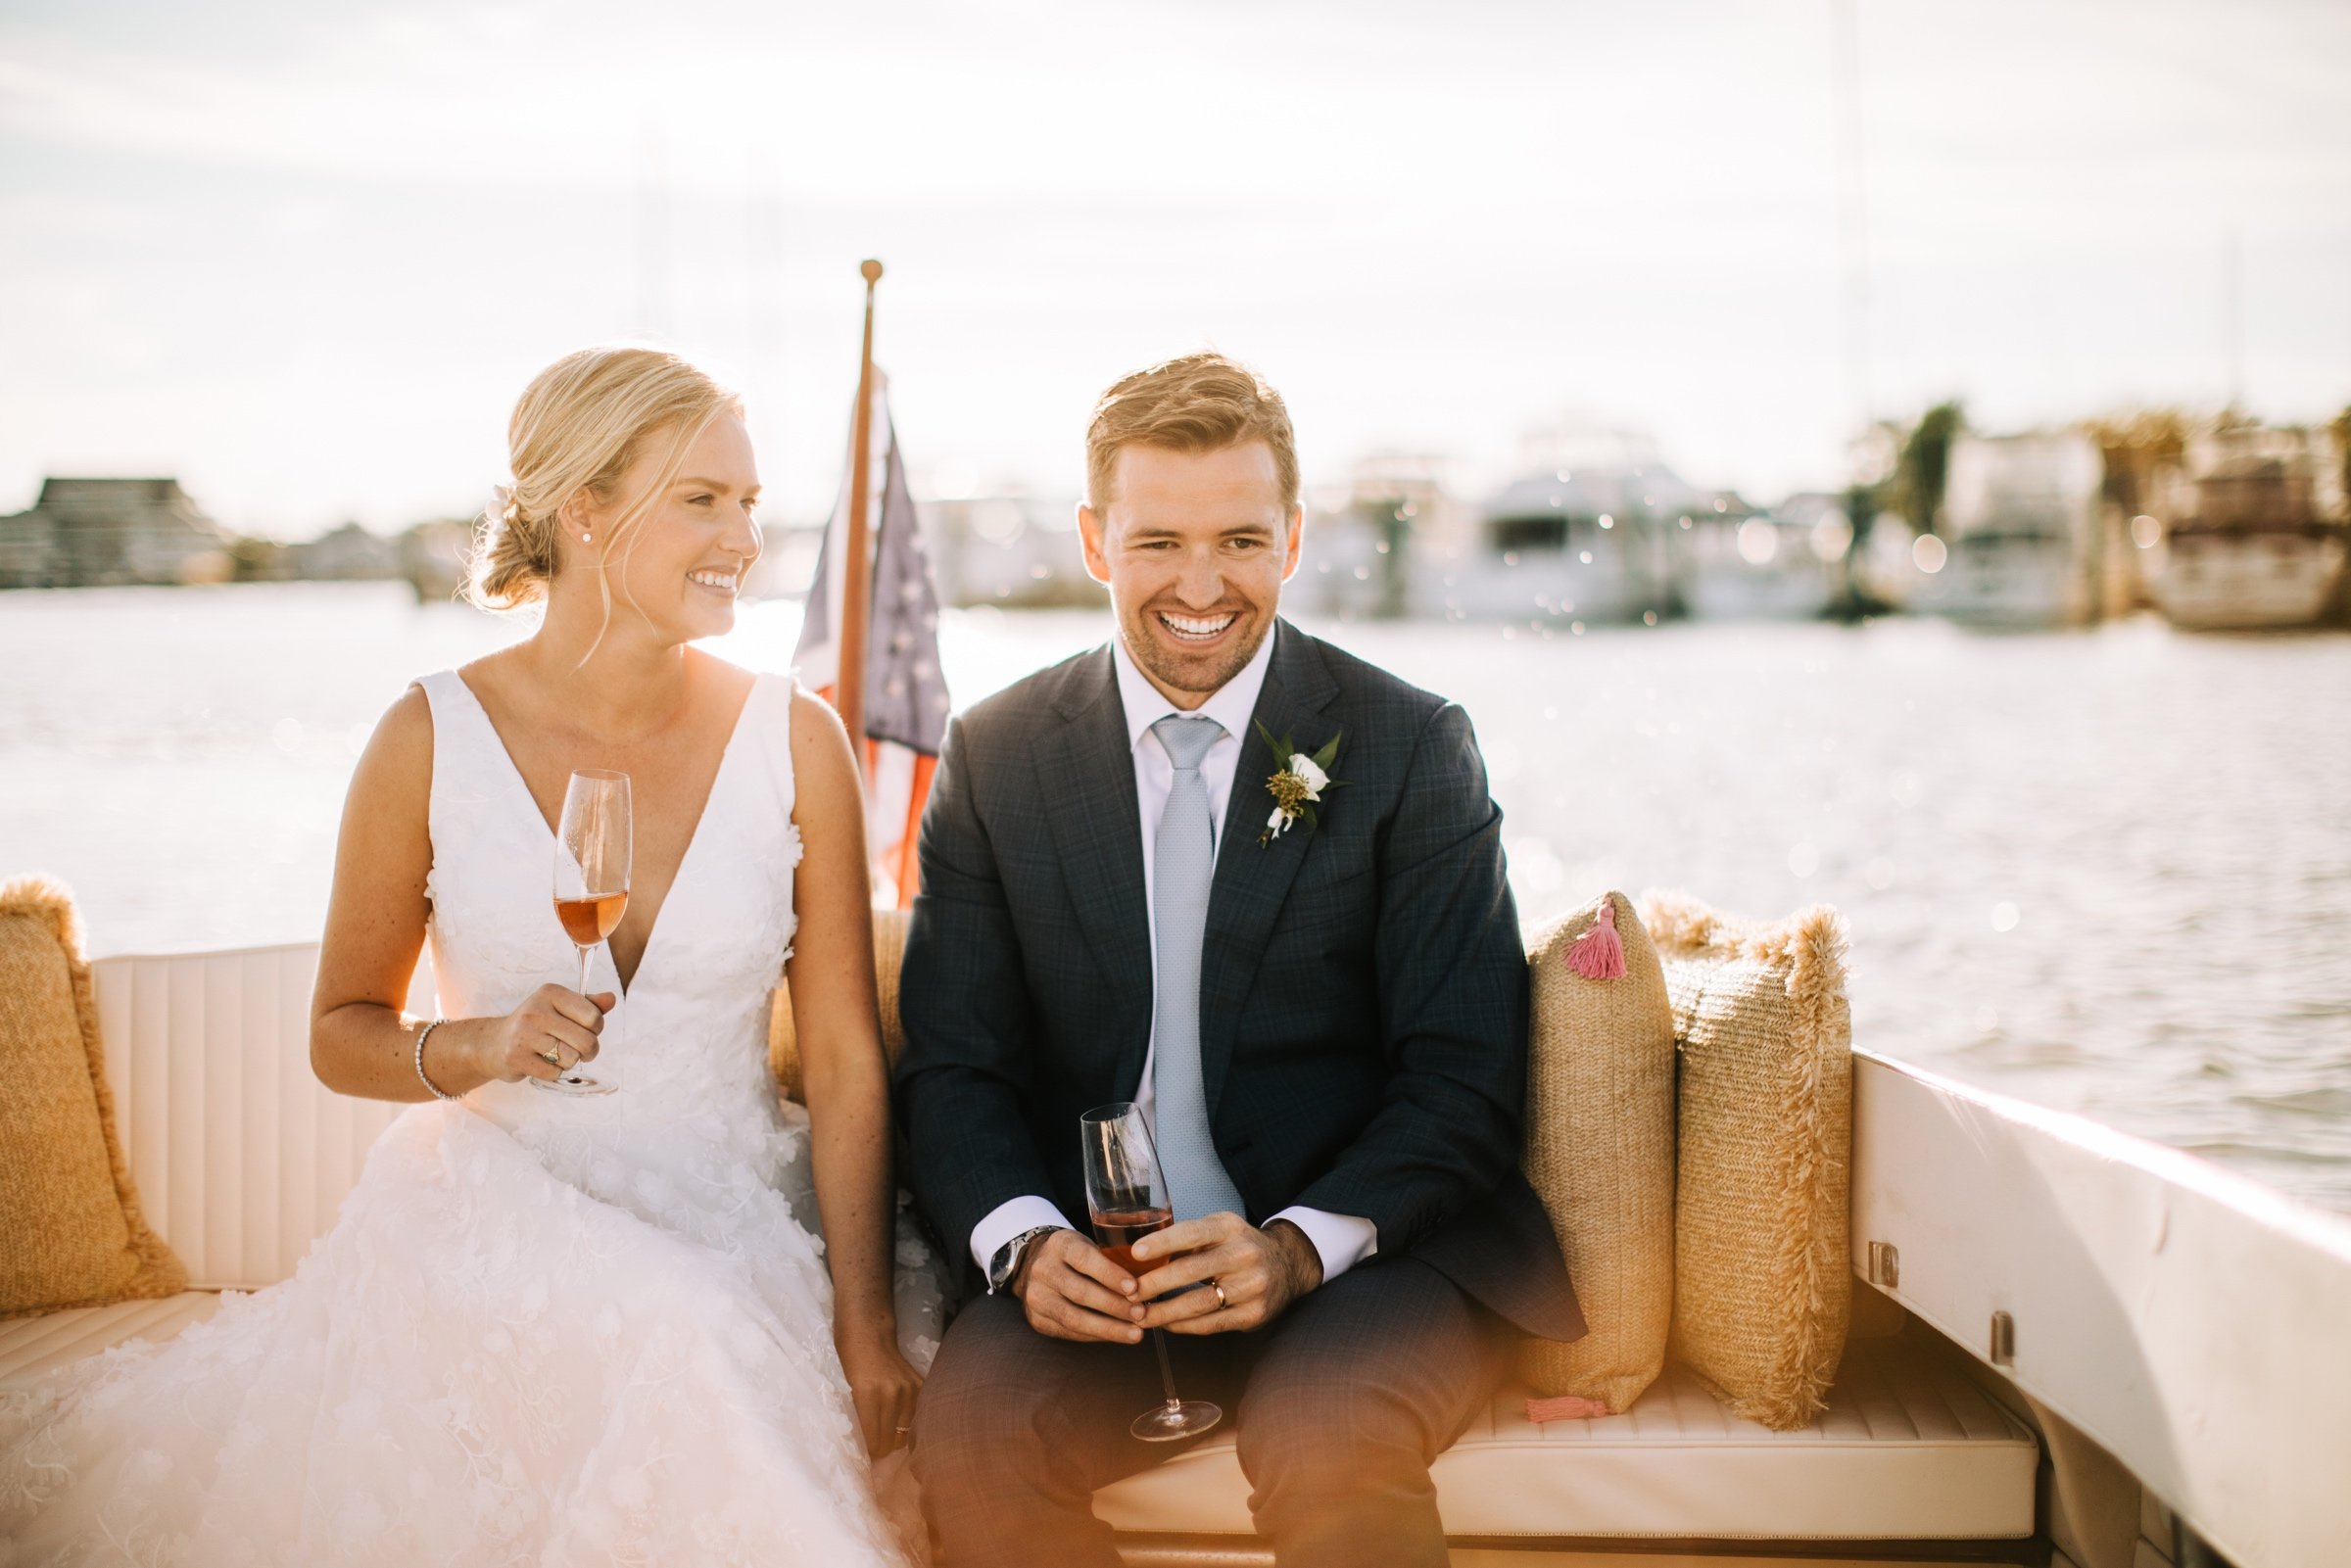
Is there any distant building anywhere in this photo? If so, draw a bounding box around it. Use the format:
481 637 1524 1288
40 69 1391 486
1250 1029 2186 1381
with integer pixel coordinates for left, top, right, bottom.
398 519 473 603
297 520 400 581
922 494 1102 608
0 477 231 589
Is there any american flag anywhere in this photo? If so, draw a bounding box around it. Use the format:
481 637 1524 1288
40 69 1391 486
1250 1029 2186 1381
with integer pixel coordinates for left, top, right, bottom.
793 386 950 908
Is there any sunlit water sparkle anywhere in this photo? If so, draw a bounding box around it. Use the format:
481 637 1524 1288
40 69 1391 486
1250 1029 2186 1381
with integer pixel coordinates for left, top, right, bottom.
4 583 2346 1214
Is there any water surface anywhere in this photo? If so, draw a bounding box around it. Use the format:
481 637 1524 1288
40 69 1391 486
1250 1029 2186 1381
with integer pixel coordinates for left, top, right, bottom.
4 583 2345 1213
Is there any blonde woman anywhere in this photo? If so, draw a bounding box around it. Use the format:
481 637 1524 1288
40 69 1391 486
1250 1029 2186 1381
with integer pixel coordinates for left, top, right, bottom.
0 347 940 1564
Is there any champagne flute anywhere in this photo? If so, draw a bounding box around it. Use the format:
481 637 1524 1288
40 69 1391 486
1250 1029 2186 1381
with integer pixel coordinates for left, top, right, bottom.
543 768 629 1096
1080 1102 1222 1442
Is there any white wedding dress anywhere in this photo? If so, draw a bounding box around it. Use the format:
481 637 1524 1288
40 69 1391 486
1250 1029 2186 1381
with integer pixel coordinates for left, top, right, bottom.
1 670 942 1566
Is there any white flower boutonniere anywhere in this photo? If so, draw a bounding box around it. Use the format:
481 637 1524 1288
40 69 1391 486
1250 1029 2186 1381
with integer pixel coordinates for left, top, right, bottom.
1254 722 1346 847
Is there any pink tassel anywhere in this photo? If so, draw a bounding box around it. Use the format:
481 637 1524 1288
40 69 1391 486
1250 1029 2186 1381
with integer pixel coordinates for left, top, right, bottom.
1563 898 1626 980
1525 1394 1612 1423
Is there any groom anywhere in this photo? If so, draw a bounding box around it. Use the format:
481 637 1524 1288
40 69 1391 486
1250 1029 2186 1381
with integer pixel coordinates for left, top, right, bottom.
895 354 1582 1568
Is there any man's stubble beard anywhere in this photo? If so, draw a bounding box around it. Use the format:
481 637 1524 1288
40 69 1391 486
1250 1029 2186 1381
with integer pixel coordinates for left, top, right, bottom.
1121 601 1271 701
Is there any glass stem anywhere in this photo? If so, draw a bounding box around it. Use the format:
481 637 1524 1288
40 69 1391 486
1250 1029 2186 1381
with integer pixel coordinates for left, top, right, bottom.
578 944 592 996
1149 1328 1180 1410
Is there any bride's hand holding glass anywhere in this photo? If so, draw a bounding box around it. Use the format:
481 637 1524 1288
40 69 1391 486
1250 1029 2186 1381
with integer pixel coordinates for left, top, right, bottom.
466 982 615 1086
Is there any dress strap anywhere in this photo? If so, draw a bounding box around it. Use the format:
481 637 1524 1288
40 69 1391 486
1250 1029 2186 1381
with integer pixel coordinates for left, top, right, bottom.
744 673 799 828
413 671 502 801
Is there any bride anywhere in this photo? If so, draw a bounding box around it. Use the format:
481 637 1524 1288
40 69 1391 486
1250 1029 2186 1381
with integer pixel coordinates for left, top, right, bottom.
0 346 940 1564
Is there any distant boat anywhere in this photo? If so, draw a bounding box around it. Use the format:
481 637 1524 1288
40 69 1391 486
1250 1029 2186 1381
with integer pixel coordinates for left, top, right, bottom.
1445 459 1700 625
1679 495 1843 622
2150 425 2348 632
1909 434 2104 629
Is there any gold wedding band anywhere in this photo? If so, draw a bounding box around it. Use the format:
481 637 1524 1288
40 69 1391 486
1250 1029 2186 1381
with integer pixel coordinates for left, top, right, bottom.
1213 1280 1227 1309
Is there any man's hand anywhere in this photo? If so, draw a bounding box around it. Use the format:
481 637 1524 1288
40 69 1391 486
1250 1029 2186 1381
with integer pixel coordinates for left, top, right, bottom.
1012 1228 1149 1344
1131 1213 1323 1335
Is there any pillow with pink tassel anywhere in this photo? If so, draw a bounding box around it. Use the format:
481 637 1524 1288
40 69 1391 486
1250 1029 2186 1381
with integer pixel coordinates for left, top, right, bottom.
1518 891 1676 1417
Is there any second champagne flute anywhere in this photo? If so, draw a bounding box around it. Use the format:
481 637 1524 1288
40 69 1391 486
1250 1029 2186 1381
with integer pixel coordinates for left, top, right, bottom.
545 768 629 1096
1080 1102 1222 1442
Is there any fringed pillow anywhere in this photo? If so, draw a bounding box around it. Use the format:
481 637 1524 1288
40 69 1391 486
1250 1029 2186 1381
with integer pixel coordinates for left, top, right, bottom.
1641 888 1852 1432
769 907 910 1106
1518 891 1677 1414
0 875 187 1318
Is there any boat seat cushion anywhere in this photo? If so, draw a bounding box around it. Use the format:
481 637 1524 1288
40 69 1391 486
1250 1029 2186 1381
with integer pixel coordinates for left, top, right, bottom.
0 876 186 1319
1090 1335 2036 1543
1641 889 1853 1431
0 1290 223 1383
1518 891 1676 1413
769 908 910 1105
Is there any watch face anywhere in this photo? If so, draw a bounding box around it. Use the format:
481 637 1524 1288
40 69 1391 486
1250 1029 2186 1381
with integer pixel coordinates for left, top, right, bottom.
992 1225 1051 1290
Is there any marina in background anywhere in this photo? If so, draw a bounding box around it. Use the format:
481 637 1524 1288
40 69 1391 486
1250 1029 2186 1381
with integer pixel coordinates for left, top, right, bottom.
11 406 2341 636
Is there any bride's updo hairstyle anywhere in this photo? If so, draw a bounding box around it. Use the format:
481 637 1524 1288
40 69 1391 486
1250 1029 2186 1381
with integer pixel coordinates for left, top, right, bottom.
467 345 743 613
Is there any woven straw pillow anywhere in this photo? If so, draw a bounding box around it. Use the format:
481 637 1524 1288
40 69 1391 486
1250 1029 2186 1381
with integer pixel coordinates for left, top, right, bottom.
1641 888 1851 1432
769 907 910 1106
0 875 186 1318
1518 891 1677 1412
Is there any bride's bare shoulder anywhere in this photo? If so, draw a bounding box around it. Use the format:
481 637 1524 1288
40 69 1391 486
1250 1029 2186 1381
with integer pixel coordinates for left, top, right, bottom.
787 684 852 752
341 682 435 818
782 686 858 816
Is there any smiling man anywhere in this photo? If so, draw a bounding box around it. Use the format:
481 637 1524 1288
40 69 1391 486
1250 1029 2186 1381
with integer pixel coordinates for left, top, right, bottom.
895 354 1584 1568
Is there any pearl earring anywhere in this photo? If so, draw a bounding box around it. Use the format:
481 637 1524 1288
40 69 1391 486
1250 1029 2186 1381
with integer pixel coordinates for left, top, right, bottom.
582 531 593 544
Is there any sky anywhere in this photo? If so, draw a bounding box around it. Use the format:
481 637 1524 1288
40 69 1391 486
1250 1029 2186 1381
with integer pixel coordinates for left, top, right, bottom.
3 0 2347 539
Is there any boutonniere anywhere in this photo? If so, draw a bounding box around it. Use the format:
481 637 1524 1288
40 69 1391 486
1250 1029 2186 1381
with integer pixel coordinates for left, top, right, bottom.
1254 722 1346 847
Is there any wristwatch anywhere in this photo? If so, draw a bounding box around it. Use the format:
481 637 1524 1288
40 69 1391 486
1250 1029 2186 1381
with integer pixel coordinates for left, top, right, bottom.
986 1224 1068 1295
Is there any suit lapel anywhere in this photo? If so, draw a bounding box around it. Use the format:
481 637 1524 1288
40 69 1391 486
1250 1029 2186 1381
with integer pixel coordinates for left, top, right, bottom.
1200 622 1342 1116
1036 646 1155 1094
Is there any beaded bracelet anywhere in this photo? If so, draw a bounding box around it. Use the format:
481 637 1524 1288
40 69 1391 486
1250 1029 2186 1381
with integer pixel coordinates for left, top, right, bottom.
413 1019 457 1101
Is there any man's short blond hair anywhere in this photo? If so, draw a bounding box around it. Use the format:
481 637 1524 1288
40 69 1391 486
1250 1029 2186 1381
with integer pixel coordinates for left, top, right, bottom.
1084 353 1299 518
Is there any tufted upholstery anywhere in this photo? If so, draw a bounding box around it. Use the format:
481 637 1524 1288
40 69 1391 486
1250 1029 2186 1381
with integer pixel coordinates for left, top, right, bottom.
1092 1337 2035 1542
85 943 422 1290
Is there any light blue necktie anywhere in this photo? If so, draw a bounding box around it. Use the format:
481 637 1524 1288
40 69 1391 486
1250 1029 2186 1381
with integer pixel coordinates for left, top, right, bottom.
1149 714 1246 1221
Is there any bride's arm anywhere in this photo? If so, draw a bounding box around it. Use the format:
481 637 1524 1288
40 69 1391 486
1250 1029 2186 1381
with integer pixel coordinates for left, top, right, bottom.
787 689 922 1456
311 687 610 1100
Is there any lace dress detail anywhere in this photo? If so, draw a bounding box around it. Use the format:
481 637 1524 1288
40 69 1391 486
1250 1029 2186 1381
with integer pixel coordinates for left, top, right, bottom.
0 670 943 1566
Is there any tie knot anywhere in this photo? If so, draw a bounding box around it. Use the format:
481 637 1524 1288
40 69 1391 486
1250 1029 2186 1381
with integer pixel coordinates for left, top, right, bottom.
1152 714 1224 772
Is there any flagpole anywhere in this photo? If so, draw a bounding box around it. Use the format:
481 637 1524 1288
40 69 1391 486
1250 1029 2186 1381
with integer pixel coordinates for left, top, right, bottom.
837 258 883 779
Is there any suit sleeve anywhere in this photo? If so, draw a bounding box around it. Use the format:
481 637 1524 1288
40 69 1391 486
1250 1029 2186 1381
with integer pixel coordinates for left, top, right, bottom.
892 713 1060 1265
1290 700 1530 1255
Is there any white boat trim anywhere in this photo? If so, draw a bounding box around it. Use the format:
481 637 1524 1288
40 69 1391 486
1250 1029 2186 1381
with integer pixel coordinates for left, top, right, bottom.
1850 1049 2351 1568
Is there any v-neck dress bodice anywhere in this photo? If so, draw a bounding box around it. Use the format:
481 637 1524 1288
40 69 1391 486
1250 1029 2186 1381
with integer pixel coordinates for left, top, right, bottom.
419 669 802 1152
0 669 942 1567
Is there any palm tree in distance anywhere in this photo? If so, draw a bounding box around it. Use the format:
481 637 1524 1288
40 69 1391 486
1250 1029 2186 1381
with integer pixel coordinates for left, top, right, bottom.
1895 402 1965 536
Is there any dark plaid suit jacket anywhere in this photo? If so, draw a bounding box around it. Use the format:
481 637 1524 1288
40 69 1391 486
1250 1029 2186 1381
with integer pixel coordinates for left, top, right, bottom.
894 620 1583 1342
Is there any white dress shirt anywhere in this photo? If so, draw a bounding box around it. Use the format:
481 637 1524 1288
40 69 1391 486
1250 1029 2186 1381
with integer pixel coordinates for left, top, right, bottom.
967 630 1380 1285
